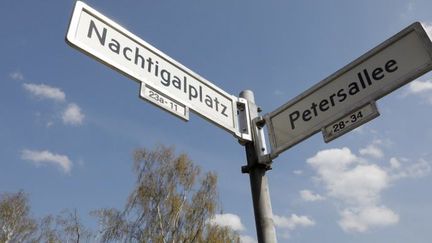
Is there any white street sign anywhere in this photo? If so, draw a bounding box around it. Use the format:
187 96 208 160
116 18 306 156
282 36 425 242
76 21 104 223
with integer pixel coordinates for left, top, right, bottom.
265 22 432 158
139 83 189 121
66 1 249 140
322 101 380 143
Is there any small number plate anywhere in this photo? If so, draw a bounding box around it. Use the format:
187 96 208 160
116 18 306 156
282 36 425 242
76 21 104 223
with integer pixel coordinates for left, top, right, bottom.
322 102 380 142
140 83 189 121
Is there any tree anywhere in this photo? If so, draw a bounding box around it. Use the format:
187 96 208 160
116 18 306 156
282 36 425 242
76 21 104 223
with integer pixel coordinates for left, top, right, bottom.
94 145 240 243
0 191 37 243
35 209 92 243
0 191 92 243
33 215 62 243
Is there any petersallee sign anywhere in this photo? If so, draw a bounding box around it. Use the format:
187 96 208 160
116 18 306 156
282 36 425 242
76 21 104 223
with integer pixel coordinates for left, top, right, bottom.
265 23 432 157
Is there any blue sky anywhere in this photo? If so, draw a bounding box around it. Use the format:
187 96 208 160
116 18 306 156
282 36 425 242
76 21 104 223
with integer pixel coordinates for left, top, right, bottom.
2 0 432 242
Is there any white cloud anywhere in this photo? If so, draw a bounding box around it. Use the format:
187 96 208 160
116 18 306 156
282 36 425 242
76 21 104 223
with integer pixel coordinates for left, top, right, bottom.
62 103 85 126
21 83 85 127
300 190 325 202
293 170 303 175
389 157 402 169
403 159 431 178
23 83 66 102
359 144 384 159
239 235 257 243
207 213 245 231
405 79 432 104
408 80 432 93
10 71 24 81
21 149 72 174
334 164 388 206
390 158 431 180
273 214 315 231
307 147 357 174
307 147 396 232
308 148 390 206
208 214 255 243
339 206 399 233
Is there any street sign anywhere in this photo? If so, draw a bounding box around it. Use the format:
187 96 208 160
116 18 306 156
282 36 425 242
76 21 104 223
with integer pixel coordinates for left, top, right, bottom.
66 1 250 140
322 101 380 143
139 83 189 121
265 22 432 158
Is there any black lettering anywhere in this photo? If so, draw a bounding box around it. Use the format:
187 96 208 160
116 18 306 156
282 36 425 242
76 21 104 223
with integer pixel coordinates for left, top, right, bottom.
160 69 170 86
154 61 159 77
146 57 153 73
372 67 384 80
289 59 399 124
108 39 120 54
188 85 198 100
363 69 373 85
311 102 318 117
319 99 329 111
333 123 339 132
329 93 337 106
172 76 181 90
357 72 366 89
302 109 312 121
134 47 145 69
149 90 155 99
123 47 132 61
205 95 213 108
221 104 228 117
289 111 300 129
337 88 347 102
87 20 106 45
385 59 398 72
214 97 220 112
348 81 360 95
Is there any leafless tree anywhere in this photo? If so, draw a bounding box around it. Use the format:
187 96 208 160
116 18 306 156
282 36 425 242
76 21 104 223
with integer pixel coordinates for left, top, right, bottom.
0 191 37 243
56 209 92 243
93 145 240 243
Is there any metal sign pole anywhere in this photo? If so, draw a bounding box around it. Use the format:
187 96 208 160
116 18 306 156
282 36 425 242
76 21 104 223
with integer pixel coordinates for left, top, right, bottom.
240 90 277 243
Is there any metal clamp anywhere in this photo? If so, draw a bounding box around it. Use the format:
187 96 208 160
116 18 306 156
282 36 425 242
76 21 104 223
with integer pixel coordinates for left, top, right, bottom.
252 116 273 165
241 163 272 174
236 98 252 144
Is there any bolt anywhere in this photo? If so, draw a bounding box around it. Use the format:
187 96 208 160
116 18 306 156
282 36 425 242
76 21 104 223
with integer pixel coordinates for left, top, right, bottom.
241 165 250 174
256 118 266 128
237 103 245 111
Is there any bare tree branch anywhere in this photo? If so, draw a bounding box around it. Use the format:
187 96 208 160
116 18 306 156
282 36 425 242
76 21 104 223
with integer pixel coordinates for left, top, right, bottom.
93 145 240 243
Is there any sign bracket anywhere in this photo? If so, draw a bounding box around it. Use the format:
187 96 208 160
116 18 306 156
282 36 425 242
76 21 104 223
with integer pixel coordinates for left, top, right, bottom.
236 98 253 144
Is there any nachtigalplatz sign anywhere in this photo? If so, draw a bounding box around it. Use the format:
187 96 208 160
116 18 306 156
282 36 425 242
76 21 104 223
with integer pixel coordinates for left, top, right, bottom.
66 1 250 140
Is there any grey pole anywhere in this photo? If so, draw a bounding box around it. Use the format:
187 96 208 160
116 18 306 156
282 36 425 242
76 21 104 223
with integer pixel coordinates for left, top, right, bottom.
240 90 277 243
